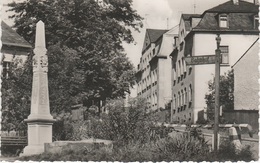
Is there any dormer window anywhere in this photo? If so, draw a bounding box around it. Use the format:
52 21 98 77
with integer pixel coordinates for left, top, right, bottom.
219 14 228 28
254 15 259 29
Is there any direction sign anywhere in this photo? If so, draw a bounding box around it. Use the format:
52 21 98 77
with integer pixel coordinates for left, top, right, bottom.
185 55 221 65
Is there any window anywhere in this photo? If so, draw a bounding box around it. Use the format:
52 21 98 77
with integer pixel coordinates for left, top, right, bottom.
2 62 11 78
177 92 180 107
180 42 184 51
184 88 187 104
155 93 157 105
219 14 228 28
220 46 229 64
174 36 178 47
182 58 186 73
173 68 176 81
181 90 184 106
254 15 259 29
178 60 181 78
188 84 192 102
178 91 181 107
174 94 177 109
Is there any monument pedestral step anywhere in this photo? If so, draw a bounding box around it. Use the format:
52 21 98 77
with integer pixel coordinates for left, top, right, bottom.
44 139 113 154
20 144 45 157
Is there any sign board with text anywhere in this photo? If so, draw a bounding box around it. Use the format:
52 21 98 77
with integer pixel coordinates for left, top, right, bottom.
185 55 222 65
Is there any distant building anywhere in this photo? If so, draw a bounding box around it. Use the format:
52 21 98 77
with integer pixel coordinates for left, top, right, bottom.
170 0 259 123
232 38 259 110
136 26 178 112
170 14 201 123
1 21 32 78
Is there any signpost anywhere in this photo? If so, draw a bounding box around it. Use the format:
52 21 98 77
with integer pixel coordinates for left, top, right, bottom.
185 55 222 65
184 34 221 152
214 34 221 152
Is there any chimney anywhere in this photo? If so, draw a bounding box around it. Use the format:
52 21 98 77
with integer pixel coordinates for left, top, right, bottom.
254 0 259 5
232 0 239 5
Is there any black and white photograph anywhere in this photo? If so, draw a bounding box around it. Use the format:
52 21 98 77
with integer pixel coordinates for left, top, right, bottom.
0 0 259 161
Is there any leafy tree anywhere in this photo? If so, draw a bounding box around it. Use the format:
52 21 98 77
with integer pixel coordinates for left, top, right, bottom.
205 70 234 112
1 58 32 132
3 0 142 137
7 0 142 107
1 44 80 131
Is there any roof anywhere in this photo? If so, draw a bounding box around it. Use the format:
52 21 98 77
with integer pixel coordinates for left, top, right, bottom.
181 14 201 31
193 12 258 31
1 21 32 48
182 14 201 20
146 29 168 43
207 0 259 13
192 1 259 31
232 38 259 68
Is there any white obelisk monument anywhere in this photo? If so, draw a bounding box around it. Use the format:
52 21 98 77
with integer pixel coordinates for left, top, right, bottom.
21 21 55 156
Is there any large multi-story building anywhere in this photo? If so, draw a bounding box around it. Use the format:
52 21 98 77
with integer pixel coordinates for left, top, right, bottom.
170 0 259 123
1 21 32 77
136 26 178 112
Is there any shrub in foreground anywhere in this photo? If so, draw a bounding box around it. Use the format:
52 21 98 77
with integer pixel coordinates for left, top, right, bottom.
19 134 255 162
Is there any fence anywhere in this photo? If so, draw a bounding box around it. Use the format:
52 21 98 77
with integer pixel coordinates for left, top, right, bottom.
223 110 258 131
1 130 27 147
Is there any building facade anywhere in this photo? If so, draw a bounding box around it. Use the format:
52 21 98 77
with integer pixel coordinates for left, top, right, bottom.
136 27 178 112
1 21 32 77
170 0 259 123
233 38 259 110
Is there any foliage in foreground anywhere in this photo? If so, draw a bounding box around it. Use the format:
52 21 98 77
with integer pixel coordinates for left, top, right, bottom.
18 98 255 162
18 134 255 162
60 98 163 143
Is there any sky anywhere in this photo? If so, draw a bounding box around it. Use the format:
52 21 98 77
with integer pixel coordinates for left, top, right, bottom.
1 0 256 96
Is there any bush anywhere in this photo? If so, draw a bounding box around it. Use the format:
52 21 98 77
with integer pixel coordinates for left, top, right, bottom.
18 132 256 162
214 140 255 162
68 98 161 145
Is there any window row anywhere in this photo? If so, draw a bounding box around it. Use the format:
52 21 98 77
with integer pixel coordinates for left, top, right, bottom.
140 46 159 69
172 57 188 83
137 70 158 94
146 93 158 107
172 84 192 109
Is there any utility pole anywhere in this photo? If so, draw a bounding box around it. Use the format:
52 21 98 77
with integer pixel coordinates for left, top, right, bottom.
214 34 221 152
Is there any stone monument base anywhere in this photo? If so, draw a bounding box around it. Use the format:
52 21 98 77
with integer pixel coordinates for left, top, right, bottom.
20 144 45 156
44 139 113 154
20 120 55 157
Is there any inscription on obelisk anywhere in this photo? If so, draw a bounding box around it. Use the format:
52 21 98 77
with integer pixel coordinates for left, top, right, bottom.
21 21 55 156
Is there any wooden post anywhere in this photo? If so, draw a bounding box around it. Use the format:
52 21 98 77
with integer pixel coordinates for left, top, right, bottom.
214 34 221 152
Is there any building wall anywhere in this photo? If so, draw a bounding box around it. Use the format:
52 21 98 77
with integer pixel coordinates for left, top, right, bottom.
157 33 175 109
193 33 258 122
171 18 195 123
233 40 259 110
137 29 176 112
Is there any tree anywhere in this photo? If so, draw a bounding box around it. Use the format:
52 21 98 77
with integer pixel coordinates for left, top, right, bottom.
1 58 32 132
5 0 142 110
3 0 142 137
205 70 234 112
7 0 142 103
1 44 80 131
